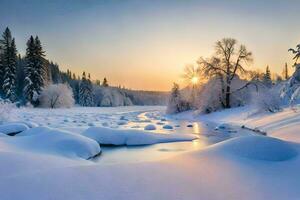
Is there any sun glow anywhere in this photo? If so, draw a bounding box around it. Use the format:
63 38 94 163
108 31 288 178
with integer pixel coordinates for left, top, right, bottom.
191 76 199 85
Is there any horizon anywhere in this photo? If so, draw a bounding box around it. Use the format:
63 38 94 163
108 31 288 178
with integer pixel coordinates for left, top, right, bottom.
1 0 300 91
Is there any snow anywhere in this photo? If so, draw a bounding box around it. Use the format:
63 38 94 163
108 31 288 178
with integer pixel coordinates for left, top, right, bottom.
0 123 29 135
82 126 198 146
2 105 300 199
143 124 156 130
162 124 173 129
211 135 297 161
3 127 101 159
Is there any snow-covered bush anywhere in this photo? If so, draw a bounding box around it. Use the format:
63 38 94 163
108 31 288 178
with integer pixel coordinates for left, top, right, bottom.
93 86 133 107
0 100 15 123
251 88 282 113
39 84 74 108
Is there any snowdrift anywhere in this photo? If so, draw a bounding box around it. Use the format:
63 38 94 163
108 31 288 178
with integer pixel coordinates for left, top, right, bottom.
0 123 29 135
82 127 199 146
211 135 298 161
1 127 101 159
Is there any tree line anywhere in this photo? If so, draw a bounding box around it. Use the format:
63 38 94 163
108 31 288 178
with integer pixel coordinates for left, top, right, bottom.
0 27 113 106
0 27 168 107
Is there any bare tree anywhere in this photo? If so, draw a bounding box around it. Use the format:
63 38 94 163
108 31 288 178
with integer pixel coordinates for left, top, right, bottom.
197 38 253 108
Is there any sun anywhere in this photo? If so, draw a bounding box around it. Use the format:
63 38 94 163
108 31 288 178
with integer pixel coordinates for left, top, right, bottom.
191 76 199 85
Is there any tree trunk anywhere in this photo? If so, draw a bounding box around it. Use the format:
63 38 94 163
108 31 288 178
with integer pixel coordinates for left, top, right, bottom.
225 85 231 108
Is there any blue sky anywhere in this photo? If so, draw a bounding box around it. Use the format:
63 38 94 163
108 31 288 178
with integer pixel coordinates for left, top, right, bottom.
1 0 300 90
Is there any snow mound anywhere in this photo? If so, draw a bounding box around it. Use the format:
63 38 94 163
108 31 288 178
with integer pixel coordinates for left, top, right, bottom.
82 127 199 146
215 136 297 161
5 127 101 159
7 121 38 128
144 124 156 130
163 125 173 129
0 123 29 135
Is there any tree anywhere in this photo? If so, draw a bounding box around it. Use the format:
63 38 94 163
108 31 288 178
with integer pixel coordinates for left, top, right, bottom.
197 38 253 108
280 43 300 106
263 65 272 87
23 36 46 105
282 62 289 80
0 99 15 122
166 83 190 114
289 45 300 65
102 77 109 87
96 80 101 85
79 72 94 106
39 84 74 108
0 28 17 101
182 64 200 107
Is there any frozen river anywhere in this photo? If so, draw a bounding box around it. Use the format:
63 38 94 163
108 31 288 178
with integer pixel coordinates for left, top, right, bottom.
12 106 232 164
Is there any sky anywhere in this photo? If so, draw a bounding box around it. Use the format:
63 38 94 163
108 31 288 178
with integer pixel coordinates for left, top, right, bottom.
1 0 300 91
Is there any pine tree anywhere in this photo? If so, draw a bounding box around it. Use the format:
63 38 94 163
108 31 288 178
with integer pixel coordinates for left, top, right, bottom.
0 39 3 93
33 36 45 89
79 72 94 106
0 28 17 101
282 62 289 80
263 65 272 87
102 77 108 87
23 36 46 105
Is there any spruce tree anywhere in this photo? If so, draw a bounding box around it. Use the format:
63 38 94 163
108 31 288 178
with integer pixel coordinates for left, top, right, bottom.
263 65 272 87
0 27 17 101
79 72 94 106
23 36 46 105
0 39 3 93
33 36 45 90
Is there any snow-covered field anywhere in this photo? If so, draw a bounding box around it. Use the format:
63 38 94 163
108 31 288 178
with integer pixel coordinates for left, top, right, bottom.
1 105 300 199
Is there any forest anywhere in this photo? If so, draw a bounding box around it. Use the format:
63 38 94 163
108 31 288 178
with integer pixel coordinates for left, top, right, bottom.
0 27 168 108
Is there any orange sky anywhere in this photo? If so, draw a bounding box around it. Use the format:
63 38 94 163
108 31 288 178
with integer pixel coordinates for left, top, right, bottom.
3 0 300 91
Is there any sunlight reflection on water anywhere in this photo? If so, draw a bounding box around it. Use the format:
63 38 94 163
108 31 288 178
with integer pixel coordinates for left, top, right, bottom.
94 111 228 165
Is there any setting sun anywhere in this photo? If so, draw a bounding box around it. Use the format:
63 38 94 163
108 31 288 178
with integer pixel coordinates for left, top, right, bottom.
191 76 199 85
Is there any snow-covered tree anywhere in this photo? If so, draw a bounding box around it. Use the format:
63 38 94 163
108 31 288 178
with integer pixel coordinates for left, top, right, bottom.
262 66 272 88
196 76 258 113
39 84 74 108
0 27 17 101
23 36 46 106
197 38 253 108
0 99 15 123
280 44 300 106
251 87 282 113
79 72 94 106
93 86 133 107
166 83 190 114
289 44 300 64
